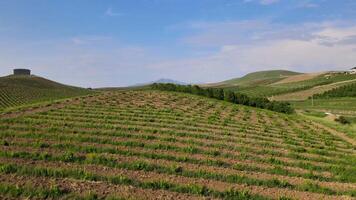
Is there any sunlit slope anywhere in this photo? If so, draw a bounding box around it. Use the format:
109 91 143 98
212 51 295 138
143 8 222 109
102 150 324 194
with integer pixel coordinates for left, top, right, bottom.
220 72 356 98
270 74 356 100
218 70 301 86
0 75 92 110
0 90 355 199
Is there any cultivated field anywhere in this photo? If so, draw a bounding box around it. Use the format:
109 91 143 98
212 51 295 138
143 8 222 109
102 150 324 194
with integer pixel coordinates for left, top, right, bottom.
220 73 356 98
292 98 356 115
0 90 355 200
271 73 326 85
270 79 356 101
0 75 92 110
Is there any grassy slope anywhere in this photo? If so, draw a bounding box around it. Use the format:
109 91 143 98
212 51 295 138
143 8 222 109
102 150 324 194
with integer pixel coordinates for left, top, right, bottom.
300 111 356 140
222 73 356 98
292 97 356 114
0 90 355 199
219 70 301 86
0 75 92 110
271 75 356 101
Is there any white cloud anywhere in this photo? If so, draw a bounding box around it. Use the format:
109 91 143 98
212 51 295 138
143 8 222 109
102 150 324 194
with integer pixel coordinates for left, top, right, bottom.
145 20 356 83
260 0 280 5
2 18 356 87
296 0 319 9
71 36 112 45
299 3 319 8
0 37 159 87
244 0 280 5
105 7 123 17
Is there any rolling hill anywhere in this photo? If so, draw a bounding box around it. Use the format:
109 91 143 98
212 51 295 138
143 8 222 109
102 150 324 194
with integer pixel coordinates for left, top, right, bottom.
0 90 355 199
216 70 302 87
0 75 93 110
208 70 356 99
133 78 187 87
270 78 356 101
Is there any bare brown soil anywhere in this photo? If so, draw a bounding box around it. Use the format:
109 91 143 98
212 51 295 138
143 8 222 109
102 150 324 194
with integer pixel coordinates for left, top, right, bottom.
272 72 327 85
1 158 351 200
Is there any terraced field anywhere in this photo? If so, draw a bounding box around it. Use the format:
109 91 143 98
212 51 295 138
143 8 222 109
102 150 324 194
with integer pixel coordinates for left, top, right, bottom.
0 75 92 110
270 79 356 101
0 90 355 199
221 73 356 98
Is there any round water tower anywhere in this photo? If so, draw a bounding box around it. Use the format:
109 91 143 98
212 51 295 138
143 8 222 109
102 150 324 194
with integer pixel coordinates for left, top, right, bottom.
13 69 31 76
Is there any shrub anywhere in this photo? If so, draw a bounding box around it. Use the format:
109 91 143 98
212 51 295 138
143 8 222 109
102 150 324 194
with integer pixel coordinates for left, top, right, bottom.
335 116 350 124
151 83 294 114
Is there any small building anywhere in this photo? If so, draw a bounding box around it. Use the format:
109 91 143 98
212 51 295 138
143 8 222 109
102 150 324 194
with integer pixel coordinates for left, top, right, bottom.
13 69 31 76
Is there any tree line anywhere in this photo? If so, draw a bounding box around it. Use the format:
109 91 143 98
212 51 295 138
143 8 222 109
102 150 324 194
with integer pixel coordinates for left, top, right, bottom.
313 83 356 99
151 83 294 114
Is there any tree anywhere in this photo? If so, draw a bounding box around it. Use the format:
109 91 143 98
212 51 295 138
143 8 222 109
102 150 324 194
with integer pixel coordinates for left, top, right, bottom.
213 89 224 100
224 91 236 103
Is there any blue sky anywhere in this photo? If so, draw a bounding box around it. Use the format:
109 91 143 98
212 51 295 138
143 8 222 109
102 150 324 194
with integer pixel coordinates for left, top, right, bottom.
1 0 356 87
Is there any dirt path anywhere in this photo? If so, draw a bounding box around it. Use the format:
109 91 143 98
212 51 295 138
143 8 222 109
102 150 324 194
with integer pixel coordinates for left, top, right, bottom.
298 111 356 147
311 121 356 147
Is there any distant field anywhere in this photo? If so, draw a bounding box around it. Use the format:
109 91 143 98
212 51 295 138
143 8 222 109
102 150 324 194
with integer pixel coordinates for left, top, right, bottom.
292 97 356 115
0 75 92 110
271 78 356 101
226 73 356 98
212 70 301 87
271 72 326 85
300 110 356 140
0 90 355 199
292 97 356 139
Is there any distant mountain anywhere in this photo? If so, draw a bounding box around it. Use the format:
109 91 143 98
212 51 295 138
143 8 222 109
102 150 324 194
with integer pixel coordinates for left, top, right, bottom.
151 78 187 85
134 78 187 86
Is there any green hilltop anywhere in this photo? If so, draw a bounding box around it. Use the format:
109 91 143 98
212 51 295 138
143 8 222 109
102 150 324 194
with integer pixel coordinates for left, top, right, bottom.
0 75 92 110
219 70 302 86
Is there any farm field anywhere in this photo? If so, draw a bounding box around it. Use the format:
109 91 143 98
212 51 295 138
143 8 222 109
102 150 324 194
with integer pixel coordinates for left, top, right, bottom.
270 79 356 101
292 97 356 139
0 75 92 111
292 98 356 115
216 70 301 87
219 73 356 98
0 90 355 200
300 111 356 141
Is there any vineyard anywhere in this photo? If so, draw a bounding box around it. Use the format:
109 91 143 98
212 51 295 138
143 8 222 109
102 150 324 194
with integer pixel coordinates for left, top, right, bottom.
222 73 356 98
0 75 92 110
313 83 356 99
0 90 355 199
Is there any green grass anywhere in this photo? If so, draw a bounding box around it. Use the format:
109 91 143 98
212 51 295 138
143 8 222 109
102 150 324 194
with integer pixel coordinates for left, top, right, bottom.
291 96 356 139
221 73 356 98
292 97 356 114
0 75 93 110
302 110 327 118
300 112 356 140
1 90 355 199
218 70 301 86
0 182 67 199
0 163 269 200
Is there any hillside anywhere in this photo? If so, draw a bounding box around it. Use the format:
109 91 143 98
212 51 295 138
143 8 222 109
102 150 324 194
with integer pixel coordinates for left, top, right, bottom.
0 90 355 199
0 75 92 110
133 78 187 87
313 82 356 98
271 72 326 85
270 78 356 101
218 70 301 86
217 72 356 98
